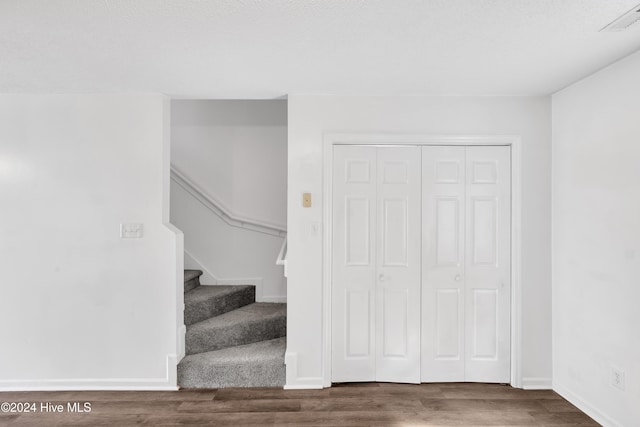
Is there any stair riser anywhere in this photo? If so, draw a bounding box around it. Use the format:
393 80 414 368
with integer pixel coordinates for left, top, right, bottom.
185 287 256 326
184 277 200 293
186 317 286 355
178 360 285 388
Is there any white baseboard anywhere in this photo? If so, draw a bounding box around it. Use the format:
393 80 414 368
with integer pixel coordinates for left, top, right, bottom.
261 296 287 303
208 277 286 303
284 382 324 390
0 355 179 392
553 382 621 427
0 380 178 391
166 354 177 387
284 351 324 390
215 276 263 299
0 384 178 391
184 249 287 303
177 325 186 361
522 377 552 390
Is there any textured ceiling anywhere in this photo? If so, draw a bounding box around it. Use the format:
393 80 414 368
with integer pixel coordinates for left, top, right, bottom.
2 0 640 97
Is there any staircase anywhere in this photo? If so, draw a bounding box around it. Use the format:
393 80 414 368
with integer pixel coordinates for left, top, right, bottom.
178 270 286 388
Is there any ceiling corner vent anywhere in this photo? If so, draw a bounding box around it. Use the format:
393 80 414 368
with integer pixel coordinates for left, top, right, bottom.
601 4 640 32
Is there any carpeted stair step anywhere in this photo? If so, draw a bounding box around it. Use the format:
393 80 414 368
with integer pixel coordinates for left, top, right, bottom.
178 337 286 388
186 303 286 355
184 285 255 326
184 269 203 293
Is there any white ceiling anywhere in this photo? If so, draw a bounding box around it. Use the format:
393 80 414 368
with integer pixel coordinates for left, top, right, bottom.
2 0 640 98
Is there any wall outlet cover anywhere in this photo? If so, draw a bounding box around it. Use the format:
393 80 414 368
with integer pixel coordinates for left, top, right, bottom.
612 366 625 390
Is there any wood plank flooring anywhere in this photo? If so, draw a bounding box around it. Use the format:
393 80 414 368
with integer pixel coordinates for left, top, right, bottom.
0 383 599 426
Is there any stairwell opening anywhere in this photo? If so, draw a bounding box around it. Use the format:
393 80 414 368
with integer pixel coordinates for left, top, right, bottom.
169 100 288 388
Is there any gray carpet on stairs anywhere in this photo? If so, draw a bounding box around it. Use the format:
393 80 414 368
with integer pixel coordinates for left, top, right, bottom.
184 285 255 326
178 337 286 388
186 302 286 355
178 269 286 389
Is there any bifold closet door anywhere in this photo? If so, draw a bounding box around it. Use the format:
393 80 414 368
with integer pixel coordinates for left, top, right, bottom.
422 146 511 383
332 145 421 383
375 147 421 383
421 146 466 381
332 146 376 382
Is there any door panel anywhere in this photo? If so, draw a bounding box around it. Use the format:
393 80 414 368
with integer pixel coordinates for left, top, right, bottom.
345 197 371 265
345 290 371 357
422 145 510 383
471 197 497 266
436 198 461 265
332 145 421 383
435 289 461 359
381 289 408 357
464 146 510 383
332 146 377 382
375 147 421 383
422 146 466 381
382 199 408 266
471 289 498 359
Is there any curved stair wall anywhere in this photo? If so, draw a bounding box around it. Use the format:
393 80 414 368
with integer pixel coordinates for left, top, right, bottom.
170 99 288 303
170 170 286 302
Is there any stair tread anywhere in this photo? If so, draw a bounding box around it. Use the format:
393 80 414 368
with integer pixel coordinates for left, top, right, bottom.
188 302 286 332
181 337 286 365
184 270 203 283
186 302 286 355
184 285 256 326
184 284 254 303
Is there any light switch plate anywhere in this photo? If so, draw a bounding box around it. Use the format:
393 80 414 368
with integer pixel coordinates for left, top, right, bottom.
120 223 144 239
303 192 312 208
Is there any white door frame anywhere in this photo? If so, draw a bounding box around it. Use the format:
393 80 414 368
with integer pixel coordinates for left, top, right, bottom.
322 133 523 388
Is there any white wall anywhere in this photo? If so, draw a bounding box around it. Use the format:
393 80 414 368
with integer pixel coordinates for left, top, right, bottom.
170 180 286 302
552 50 640 426
170 100 287 300
171 100 287 229
287 95 552 388
0 94 182 390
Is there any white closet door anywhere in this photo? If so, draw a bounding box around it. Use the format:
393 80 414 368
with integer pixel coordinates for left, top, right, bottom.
332 145 421 383
375 147 421 383
332 145 377 382
421 146 466 382
464 146 510 383
422 145 511 383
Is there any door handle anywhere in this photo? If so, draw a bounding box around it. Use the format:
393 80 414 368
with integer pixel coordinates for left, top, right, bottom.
455 274 462 282
379 273 385 282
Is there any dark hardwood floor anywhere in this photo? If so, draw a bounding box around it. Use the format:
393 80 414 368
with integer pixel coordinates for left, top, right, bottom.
0 383 599 426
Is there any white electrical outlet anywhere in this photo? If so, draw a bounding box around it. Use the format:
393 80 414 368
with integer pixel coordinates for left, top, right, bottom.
120 223 144 239
612 366 625 390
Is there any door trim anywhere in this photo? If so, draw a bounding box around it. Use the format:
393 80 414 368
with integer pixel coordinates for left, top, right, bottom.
322 134 523 388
